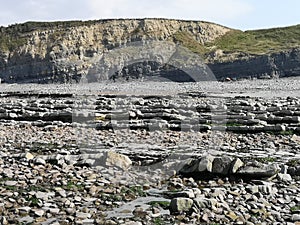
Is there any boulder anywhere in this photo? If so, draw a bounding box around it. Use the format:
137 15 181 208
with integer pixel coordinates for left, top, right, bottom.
169 197 193 213
236 162 280 179
105 151 132 170
212 156 232 175
277 173 292 182
179 155 214 174
231 158 244 173
198 155 215 172
180 154 281 180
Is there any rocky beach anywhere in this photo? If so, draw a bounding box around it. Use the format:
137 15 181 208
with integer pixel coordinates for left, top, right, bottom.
0 77 300 224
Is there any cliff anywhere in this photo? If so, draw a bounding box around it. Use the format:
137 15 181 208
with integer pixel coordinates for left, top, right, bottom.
0 18 299 83
209 48 300 80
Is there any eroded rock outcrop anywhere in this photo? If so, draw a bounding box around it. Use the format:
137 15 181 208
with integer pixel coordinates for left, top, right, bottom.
0 19 300 83
0 19 230 83
209 48 300 80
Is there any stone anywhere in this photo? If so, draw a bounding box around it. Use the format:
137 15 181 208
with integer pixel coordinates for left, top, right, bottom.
76 212 91 219
226 211 239 221
179 155 215 174
292 214 300 222
192 188 202 198
25 152 34 160
0 216 8 225
32 209 45 217
49 208 60 214
57 189 67 198
179 158 200 174
35 191 53 201
18 216 34 224
18 206 32 214
237 163 280 179
76 159 96 167
133 207 148 218
4 180 17 186
291 134 300 143
258 183 277 195
245 185 259 194
212 156 232 175
170 197 193 213
277 173 292 182
105 151 132 170
193 197 210 208
123 222 143 225
231 158 244 173
33 157 47 165
202 213 209 222
198 155 215 172
81 219 95 224
41 218 59 225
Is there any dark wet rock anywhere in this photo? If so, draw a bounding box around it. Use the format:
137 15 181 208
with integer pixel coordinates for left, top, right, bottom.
212 156 232 175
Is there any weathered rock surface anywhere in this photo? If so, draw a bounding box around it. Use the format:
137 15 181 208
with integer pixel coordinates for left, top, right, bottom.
0 19 300 83
209 48 300 80
0 19 230 83
0 81 300 224
169 197 193 213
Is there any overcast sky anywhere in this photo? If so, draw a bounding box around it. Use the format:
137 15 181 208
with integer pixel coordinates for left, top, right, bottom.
0 0 299 30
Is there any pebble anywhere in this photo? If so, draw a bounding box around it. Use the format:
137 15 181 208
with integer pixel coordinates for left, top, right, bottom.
32 209 45 217
292 214 300 222
0 82 300 224
4 181 17 186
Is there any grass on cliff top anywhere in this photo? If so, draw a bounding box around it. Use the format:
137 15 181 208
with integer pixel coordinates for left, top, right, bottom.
208 24 300 55
0 34 27 51
172 31 206 55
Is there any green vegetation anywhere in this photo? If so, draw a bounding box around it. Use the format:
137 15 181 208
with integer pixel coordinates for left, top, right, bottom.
0 20 98 51
27 196 41 207
121 185 147 197
173 31 206 55
290 205 300 212
64 181 85 191
279 130 295 135
2 20 99 33
207 25 300 55
256 157 276 163
286 159 300 167
153 217 166 225
0 33 27 51
225 122 244 127
148 200 170 209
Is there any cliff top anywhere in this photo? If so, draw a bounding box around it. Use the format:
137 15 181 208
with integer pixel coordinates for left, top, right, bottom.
209 24 300 55
0 18 300 60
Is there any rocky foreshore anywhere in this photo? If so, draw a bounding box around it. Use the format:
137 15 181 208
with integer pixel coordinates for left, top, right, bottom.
1 79 300 224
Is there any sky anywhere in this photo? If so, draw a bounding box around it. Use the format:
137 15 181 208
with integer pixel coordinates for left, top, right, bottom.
0 0 299 30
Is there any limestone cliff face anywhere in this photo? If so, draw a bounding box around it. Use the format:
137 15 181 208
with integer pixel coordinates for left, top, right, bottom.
1 19 300 83
208 48 300 80
0 19 230 83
